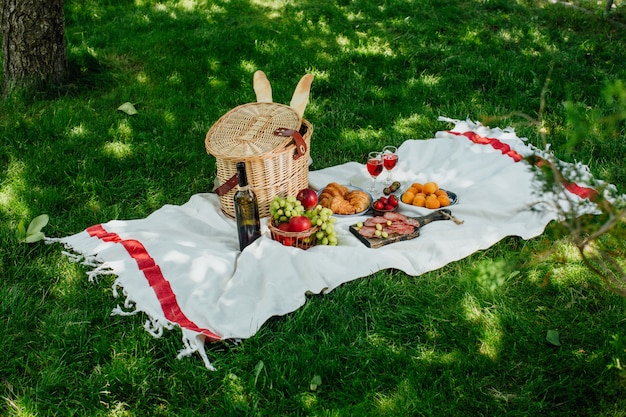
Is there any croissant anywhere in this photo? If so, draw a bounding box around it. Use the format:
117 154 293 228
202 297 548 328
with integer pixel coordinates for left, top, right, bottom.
330 196 356 215
321 182 348 200
319 195 333 209
346 190 371 213
328 182 350 196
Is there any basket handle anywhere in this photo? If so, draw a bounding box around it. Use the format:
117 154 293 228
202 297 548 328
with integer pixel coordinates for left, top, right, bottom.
214 173 239 197
274 128 307 160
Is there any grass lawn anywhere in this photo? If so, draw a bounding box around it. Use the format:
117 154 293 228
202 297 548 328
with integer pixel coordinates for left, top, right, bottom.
2 0 626 415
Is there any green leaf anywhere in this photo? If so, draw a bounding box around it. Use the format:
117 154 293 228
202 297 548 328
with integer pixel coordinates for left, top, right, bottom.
253 360 264 386
117 102 138 115
24 232 45 243
309 374 322 391
16 220 26 242
546 329 561 346
26 214 49 235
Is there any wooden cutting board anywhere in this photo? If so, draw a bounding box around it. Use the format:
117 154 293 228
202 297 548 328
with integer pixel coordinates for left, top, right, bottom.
349 209 452 248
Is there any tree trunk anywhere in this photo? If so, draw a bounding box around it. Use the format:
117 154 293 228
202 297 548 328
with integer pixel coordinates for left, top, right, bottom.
1 0 68 96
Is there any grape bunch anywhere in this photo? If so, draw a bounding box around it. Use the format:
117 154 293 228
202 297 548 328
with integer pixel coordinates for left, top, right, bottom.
269 195 306 223
269 196 338 246
307 206 338 246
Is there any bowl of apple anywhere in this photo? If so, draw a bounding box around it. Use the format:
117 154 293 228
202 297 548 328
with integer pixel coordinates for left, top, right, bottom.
268 217 319 249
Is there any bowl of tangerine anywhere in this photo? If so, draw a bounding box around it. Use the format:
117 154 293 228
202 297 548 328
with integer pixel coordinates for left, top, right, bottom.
400 181 457 210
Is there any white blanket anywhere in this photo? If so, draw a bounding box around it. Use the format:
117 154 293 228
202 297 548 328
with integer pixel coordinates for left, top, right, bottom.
53 117 609 370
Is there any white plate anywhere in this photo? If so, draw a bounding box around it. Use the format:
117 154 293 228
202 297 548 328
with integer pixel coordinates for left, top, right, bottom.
317 185 373 217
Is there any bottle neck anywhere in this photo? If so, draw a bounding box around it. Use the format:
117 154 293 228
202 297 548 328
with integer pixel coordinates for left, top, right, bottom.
236 163 249 189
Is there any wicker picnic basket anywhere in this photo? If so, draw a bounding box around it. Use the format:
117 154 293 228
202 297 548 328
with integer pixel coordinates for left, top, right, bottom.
205 102 313 219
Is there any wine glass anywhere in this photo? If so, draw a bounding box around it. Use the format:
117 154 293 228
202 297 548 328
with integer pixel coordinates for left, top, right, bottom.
382 146 398 185
366 151 383 193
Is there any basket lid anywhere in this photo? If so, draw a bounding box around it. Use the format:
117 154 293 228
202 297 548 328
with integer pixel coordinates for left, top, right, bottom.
205 102 301 159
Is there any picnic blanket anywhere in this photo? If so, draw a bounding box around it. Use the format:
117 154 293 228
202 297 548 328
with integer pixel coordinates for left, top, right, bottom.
51 117 614 370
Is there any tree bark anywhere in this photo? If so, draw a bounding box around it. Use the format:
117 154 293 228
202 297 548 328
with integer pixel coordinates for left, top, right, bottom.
1 0 68 96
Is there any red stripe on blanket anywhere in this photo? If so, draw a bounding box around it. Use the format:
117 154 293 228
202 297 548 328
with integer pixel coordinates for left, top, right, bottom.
450 130 598 200
86 224 222 342
450 131 524 162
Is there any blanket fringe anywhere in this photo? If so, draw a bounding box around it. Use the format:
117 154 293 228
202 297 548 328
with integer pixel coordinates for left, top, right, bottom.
52 232 219 371
178 331 216 371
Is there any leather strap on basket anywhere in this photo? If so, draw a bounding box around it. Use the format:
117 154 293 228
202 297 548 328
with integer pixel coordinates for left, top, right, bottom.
214 174 239 197
274 127 307 160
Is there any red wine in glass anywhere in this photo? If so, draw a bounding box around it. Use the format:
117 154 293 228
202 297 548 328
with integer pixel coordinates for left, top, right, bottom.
383 153 398 170
382 146 398 185
367 159 383 176
366 152 383 192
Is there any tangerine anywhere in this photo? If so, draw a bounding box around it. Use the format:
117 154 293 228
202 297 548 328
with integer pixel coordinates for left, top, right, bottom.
423 182 438 195
412 194 426 207
402 192 415 204
437 194 451 207
425 195 441 209
435 189 447 197
411 183 423 193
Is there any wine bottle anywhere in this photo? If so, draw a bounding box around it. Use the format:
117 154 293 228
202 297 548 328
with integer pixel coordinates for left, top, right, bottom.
234 162 261 251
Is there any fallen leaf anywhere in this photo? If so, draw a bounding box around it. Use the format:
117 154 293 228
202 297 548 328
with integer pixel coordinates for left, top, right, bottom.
310 374 322 391
546 329 561 346
26 214 49 235
117 102 138 115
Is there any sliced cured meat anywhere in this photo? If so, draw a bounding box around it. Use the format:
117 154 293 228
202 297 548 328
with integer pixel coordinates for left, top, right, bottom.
383 211 408 222
364 216 389 227
404 218 421 227
358 226 378 238
386 223 415 235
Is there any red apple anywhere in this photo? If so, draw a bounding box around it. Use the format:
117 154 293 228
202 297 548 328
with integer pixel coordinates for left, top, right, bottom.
288 216 312 232
275 223 291 245
296 188 318 210
277 222 291 231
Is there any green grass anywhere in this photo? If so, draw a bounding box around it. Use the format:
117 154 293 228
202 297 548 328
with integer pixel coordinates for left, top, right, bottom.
2 0 626 415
